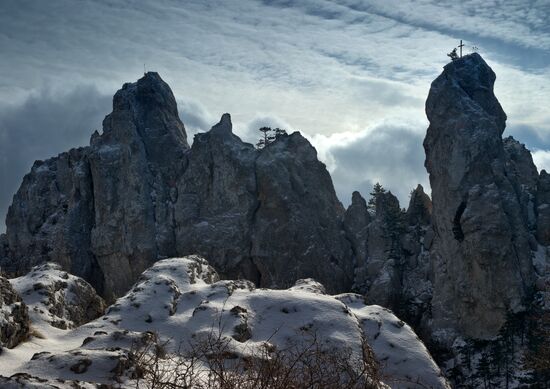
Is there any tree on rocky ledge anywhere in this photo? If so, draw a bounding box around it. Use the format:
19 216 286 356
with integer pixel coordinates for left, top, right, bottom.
367 182 386 210
256 127 288 149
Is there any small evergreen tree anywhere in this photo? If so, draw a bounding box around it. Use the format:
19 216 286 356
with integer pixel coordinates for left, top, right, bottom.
523 310 550 386
256 127 275 149
367 182 386 210
273 127 288 138
476 352 492 389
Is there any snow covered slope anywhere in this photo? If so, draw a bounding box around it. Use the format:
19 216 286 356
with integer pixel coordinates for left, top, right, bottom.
0 256 449 388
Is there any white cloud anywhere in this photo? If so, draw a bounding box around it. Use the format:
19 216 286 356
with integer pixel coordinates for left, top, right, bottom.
1 0 550 227
532 150 550 174
306 118 429 207
0 86 111 232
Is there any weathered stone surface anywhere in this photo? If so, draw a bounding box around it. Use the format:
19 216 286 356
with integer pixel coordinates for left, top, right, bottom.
2 73 354 298
4 148 99 288
406 184 432 226
174 114 259 283
359 191 403 307
2 73 189 301
344 191 370 275
11 263 106 329
424 53 535 342
536 170 550 245
503 136 538 230
0 276 29 349
87 72 189 299
342 185 433 323
252 132 353 291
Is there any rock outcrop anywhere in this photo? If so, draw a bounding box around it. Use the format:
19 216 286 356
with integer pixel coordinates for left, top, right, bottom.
1 73 353 300
536 170 550 245
424 53 536 342
11 262 106 329
0 276 30 350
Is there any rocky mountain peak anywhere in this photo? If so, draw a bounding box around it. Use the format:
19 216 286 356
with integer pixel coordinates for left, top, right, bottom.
426 53 506 132
406 184 432 226
424 54 535 342
210 112 233 135
351 190 368 208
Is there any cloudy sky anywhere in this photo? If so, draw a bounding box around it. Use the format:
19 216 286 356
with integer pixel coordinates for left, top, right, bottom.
1 0 550 232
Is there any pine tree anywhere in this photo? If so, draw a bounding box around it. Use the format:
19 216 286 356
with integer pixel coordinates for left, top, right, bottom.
523 310 550 386
367 182 386 210
273 127 287 138
476 352 492 389
256 127 276 149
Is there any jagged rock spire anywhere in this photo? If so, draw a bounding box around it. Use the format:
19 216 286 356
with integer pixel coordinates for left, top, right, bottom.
424 53 536 342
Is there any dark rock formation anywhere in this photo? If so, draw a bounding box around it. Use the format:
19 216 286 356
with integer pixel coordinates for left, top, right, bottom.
344 191 370 283
0 276 30 349
2 73 188 300
536 170 550 245
173 113 259 282
344 185 433 328
424 53 536 342
252 132 353 291
87 73 189 298
1 73 353 300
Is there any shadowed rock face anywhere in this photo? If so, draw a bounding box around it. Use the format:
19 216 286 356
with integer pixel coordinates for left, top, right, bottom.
0 276 29 349
1 74 353 300
2 73 189 300
424 53 536 342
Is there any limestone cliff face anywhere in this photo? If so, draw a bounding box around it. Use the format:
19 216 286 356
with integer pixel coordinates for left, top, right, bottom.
1 73 353 299
424 53 536 342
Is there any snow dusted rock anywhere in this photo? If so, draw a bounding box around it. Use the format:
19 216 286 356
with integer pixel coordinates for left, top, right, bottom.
11 263 106 329
289 278 327 294
424 53 536 342
0 373 96 389
0 276 29 349
1 256 448 388
336 294 450 389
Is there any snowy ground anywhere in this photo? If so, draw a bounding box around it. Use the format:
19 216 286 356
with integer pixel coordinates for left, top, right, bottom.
0 256 449 388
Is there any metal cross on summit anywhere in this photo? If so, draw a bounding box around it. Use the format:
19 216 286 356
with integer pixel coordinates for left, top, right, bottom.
458 40 465 57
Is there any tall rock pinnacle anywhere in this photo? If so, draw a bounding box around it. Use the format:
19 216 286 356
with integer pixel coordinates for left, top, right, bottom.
424 53 535 342
3 73 190 300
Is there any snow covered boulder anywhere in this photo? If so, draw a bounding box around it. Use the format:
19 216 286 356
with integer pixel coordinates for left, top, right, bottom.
10 263 106 330
0 256 449 388
0 276 30 350
336 293 450 389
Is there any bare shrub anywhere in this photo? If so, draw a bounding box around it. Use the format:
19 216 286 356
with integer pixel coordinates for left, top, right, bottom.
130 329 381 388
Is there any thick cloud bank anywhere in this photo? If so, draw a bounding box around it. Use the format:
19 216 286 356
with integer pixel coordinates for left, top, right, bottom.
0 87 111 232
